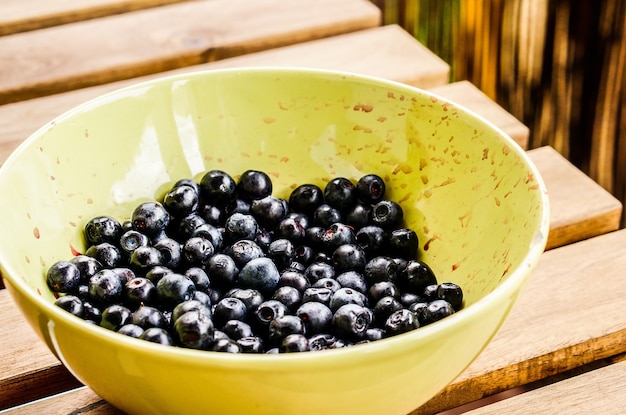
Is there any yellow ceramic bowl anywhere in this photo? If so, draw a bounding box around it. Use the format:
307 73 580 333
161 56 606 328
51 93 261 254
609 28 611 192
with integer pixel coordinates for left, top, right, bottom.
0 68 549 415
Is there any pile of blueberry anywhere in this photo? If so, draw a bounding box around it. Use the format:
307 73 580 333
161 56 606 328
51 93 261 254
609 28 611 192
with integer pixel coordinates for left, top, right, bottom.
46 170 463 353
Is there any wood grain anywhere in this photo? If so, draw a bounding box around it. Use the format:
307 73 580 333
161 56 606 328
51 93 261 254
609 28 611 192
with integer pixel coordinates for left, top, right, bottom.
0 290 80 410
1 387 123 415
0 0 194 36
413 228 626 414
466 358 626 414
0 24 448 165
0 0 380 104
527 146 623 249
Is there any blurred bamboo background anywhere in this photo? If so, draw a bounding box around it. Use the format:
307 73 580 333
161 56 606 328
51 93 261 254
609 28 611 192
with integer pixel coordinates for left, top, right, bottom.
370 0 626 225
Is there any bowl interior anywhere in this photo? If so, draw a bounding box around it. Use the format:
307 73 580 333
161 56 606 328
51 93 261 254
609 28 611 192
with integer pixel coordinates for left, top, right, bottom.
0 68 546 307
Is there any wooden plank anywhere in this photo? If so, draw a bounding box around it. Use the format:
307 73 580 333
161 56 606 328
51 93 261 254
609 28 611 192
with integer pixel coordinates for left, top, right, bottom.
0 0 381 104
0 290 80 410
466 357 626 414
429 81 529 149
527 146 623 249
0 24 448 165
0 0 194 36
413 228 626 414
1 387 122 415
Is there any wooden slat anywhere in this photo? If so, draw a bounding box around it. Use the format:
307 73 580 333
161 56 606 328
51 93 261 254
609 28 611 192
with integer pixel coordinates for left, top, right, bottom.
413 228 626 414
1 387 122 415
0 0 194 36
0 290 80 410
0 0 381 104
0 24 448 165
466 356 626 414
527 146 623 249
429 81 529 149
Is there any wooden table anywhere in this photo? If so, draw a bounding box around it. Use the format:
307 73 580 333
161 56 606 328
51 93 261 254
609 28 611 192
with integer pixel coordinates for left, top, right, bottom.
1 1 625 414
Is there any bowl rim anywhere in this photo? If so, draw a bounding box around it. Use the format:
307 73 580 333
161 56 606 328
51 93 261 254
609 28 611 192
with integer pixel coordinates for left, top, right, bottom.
0 66 551 366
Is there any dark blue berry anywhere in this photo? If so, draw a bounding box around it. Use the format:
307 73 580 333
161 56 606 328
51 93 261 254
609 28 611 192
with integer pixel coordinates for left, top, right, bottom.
308 333 341 351
222 319 254 340
424 299 455 324
329 287 368 312
163 184 199 218
131 202 170 239
238 257 280 295
302 287 333 306
288 183 324 214
124 277 156 306
85 242 123 269
211 338 241 353
384 308 419 336
119 230 150 255
154 237 182 269
280 334 310 353
155 273 196 309
267 238 295 270
117 324 144 338
47 261 81 293
295 301 332 335
268 315 306 345
324 177 356 212
172 299 212 323
84 216 123 246
184 267 210 292
205 253 239 288
100 304 132 331
237 336 265 353
237 170 273 201
250 195 288 228
224 212 258 242
356 174 386 204
275 216 306 243
373 296 404 325
129 246 163 273
312 277 341 292
254 300 288 328
191 223 224 252
271 285 302 312
88 269 123 305
131 305 166 329
277 270 310 292
182 236 214 267
226 288 264 313
213 297 248 328
69 255 102 284
369 281 401 303
54 295 84 317
355 225 386 256
436 282 464 310
174 310 215 350
304 261 335 284
312 204 343 228
225 239 264 268
331 244 366 273
200 170 237 205
335 271 367 293
400 260 438 293
331 303 371 341
322 222 356 249
345 203 372 228
371 200 403 229
388 228 419 260
139 327 175 346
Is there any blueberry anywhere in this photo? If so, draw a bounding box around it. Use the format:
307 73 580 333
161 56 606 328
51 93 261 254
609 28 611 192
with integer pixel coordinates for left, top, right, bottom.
173 178 201 195
436 282 464 310
355 226 386 256
267 238 295 270
308 333 341 351
345 203 372 229
305 226 327 250
329 287 368 312
254 300 288 327
422 284 439 301
47 261 81 293
237 170 273 201
225 239 264 268
224 212 258 242
335 271 367 293
211 338 241 353
205 253 239 288
191 223 224 252
271 285 302 312
144 265 172 285
119 230 150 255
384 309 419 336
237 336 265 353
365 327 385 341
129 246 163 273
303 261 335 284
140 327 175 346
54 295 84 317
131 202 170 239
371 200 403 229
388 228 419 260
293 245 315 266
174 310 215 349
408 302 429 324
199 204 225 226
322 222 356 249
424 299 455 324
399 260 438 293
268 315 306 345
312 204 343 228
124 277 157 306
277 270 310 292
182 236 214 267
85 242 123 269
324 177 356 212
163 184 199 218
88 269 123 305
200 170 237 205
156 273 196 309
172 299 212 323
280 334 310 353
400 292 424 307
302 287 333 306
222 319 254 340
363 256 399 286
331 244 367 273
238 257 280 295
250 195 288 228
84 216 123 246
226 288 264 313
312 277 341 292
184 267 210 292
213 297 248 328
373 296 404 325
100 304 132 331
331 303 371 341
173 213 206 241
69 255 102 284
356 174 386 204
154 237 182 269
224 198 251 216
131 305 166 329
295 301 332 335
83 301 102 324
117 324 144 338
288 183 324 214
275 216 306 243
369 281 401 304
110 267 135 287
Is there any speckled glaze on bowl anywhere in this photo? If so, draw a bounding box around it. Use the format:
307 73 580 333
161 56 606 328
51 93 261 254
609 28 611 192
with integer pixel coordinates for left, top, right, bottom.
0 68 549 415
